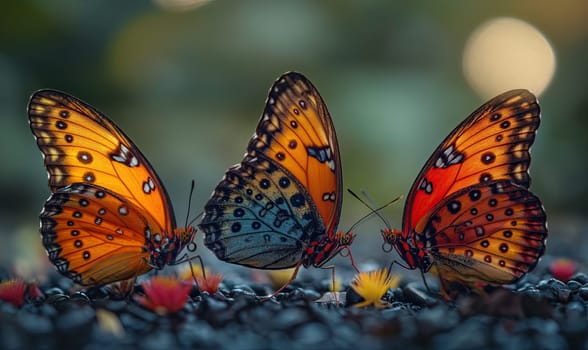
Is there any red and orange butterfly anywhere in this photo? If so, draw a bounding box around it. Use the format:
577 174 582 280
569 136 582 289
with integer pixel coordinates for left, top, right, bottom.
381 90 548 299
199 72 356 294
29 90 195 286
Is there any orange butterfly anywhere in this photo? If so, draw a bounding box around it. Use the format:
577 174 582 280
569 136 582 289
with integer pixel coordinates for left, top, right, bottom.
199 72 356 294
382 90 548 299
29 90 195 286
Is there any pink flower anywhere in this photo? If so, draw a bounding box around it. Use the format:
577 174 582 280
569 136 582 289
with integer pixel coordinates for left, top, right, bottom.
27 283 43 300
549 258 577 282
0 279 27 308
135 276 192 315
196 273 223 294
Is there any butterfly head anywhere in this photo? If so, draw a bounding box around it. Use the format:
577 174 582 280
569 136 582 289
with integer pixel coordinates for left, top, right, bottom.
381 228 402 248
176 226 197 249
336 231 356 247
381 228 432 271
302 230 356 268
149 226 197 268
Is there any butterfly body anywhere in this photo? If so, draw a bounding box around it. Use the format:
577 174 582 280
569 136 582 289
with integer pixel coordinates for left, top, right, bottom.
29 90 195 286
200 72 354 285
383 90 548 298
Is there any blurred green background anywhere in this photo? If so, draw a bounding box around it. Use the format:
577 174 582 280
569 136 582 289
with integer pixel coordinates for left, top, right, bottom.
1 0 587 279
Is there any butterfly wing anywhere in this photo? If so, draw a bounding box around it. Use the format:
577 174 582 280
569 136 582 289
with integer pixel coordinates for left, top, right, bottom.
202 157 320 269
40 183 165 286
249 72 343 232
415 180 547 290
28 90 176 231
200 72 342 269
403 90 540 232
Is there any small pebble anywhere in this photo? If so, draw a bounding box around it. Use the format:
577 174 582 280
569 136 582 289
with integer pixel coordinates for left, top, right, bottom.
273 307 309 329
579 286 588 300
571 272 588 284
344 286 363 307
139 329 178 350
230 287 257 299
43 287 66 297
403 282 439 307
294 322 330 346
567 280 582 291
2 260 588 349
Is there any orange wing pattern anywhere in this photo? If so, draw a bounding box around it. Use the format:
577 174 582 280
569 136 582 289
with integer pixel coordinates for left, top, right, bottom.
41 184 157 285
29 90 175 230
403 90 539 232
417 181 547 297
384 90 546 299
201 72 348 271
29 90 194 286
246 72 342 233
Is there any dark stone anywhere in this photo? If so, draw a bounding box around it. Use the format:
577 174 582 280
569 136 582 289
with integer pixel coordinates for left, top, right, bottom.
345 286 364 307
567 280 582 291
570 272 588 284
403 282 439 307
44 287 66 297
177 321 219 348
229 284 257 298
272 307 310 329
579 286 588 300
139 329 178 350
294 322 330 346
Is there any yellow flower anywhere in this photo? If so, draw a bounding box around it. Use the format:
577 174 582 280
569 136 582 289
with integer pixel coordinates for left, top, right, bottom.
178 263 207 281
351 268 399 308
266 268 297 289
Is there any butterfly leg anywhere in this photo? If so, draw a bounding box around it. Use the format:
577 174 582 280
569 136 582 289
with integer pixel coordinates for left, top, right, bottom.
339 247 360 273
261 261 304 301
329 265 341 305
184 255 207 291
316 264 341 305
419 268 434 295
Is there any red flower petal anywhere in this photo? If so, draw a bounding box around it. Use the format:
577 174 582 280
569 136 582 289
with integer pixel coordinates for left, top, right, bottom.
549 258 577 283
136 276 192 315
0 280 27 308
196 273 223 294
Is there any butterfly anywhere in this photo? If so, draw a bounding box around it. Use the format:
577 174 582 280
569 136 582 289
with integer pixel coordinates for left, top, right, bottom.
199 72 356 294
29 90 196 286
381 90 548 299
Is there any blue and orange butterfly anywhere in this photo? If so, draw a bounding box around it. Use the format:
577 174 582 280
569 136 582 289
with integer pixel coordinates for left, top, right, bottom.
29 90 195 286
199 72 356 294
381 90 548 299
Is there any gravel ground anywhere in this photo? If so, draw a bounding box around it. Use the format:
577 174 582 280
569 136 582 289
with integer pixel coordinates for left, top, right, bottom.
1 255 587 350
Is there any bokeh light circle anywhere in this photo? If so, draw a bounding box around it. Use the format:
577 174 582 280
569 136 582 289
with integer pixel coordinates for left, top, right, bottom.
463 17 556 98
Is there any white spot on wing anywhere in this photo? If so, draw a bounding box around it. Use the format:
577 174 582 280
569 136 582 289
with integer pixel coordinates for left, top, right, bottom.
328 160 335 171
435 157 444 168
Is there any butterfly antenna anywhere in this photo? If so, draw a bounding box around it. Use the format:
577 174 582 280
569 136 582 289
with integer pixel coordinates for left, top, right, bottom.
184 180 196 229
188 212 203 228
360 189 393 228
346 188 402 232
184 180 203 228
